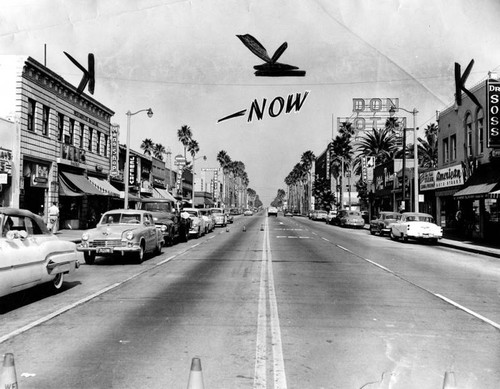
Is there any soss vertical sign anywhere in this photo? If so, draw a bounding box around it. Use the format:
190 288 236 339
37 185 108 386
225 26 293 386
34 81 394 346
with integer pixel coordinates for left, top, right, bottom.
487 78 500 148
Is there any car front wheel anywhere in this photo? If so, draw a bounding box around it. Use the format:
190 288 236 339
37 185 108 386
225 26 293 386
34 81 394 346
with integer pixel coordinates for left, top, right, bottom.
135 242 145 264
390 231 398 241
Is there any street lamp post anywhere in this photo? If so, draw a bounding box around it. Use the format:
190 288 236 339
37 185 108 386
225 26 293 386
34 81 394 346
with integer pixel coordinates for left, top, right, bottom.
390 106 418 212
124 108 153 209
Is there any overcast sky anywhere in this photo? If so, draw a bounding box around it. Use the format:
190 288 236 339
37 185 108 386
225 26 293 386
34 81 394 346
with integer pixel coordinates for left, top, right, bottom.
2 0 500 204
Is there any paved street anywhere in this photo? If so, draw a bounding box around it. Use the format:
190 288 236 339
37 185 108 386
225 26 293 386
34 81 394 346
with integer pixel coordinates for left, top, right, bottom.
1 213 499 388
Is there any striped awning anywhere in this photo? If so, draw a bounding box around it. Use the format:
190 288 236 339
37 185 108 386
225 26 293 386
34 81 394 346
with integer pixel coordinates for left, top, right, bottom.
153 187 177 202
88 176 121 197
60 172 104 196
453 183 497 199
488 189 500 199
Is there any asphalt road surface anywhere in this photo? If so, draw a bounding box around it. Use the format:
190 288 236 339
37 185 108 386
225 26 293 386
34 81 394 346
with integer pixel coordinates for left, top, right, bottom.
1 212 499 388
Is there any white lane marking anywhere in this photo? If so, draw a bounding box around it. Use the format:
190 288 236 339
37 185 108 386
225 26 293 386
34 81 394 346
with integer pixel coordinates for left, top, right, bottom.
0 240 203 344
266 219 287 389
321 237 330 242
254 222 268 389
435 294 500 330
0 282 121 344
337 244 351 253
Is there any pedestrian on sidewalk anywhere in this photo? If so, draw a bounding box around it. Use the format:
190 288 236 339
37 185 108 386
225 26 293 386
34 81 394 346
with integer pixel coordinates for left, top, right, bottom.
47 201 60 233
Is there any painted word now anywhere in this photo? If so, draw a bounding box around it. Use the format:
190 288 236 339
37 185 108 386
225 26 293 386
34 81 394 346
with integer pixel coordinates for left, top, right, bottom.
218 91 310 123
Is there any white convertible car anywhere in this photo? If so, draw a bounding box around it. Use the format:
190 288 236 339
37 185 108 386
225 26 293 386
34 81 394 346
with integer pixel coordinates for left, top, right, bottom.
390 212 443 244
0 207 79 298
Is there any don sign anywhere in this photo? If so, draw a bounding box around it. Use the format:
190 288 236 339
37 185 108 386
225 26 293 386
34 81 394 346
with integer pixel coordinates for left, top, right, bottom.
487 79 500 148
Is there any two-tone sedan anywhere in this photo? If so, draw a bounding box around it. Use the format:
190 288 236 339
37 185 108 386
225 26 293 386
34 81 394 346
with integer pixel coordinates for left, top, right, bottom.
0 207 79 297
390 212 443 244
210 208 228 227
77 210 163 264
182 208 207 238
369 211 400 236
339 210 365 228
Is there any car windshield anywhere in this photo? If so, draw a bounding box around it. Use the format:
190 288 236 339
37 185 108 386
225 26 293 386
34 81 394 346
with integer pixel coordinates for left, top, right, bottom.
382 213 398 220
406 215 434 223
101 213 142 224
211 209 223 214
185 210 198 217
348 211 361 216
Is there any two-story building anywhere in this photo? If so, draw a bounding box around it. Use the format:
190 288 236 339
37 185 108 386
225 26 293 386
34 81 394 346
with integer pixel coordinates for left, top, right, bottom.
436 73 500 241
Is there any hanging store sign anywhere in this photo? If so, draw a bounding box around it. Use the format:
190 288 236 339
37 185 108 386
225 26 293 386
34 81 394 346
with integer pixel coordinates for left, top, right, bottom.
109 124 119 177
487 79 500 148
129 156 136 185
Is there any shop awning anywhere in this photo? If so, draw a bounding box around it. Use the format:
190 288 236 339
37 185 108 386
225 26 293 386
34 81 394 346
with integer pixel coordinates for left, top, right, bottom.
60 172 105 196
59 177 84 197
488 189 500 199
88 176 121 197
453 183 497 199
153 187 177 202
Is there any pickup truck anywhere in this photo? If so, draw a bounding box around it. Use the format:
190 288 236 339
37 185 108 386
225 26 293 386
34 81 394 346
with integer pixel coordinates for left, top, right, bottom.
140 198 191 245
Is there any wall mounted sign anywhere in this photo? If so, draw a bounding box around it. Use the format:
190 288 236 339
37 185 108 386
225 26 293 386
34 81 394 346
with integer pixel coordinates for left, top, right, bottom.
487 79 500 148
236 34 305 77
419 164 464 191
218 91 309 123
109 124 119 177
64 52 95 95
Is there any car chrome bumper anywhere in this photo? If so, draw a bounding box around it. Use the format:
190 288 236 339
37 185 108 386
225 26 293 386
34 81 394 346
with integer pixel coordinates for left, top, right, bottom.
77 245 141 254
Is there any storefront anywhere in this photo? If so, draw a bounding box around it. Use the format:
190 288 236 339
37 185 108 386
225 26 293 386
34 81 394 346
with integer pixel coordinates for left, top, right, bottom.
0 148 13 207
452 163 500 241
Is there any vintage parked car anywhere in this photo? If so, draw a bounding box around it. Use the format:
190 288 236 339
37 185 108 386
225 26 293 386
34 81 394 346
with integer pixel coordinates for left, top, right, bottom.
0 207 79 297
183 208 207 237
77 210 163 264
326 210 337 224
339 210 365 228
390 212 443 243
370 211 400 236
210 208 228 227
198 209 215 232
312 210 328 221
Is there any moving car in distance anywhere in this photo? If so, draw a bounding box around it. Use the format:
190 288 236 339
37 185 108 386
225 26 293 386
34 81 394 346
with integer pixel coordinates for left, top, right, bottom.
183 208 207 238
284 210 293 217
78 209 163 264
0 207 79 297
339 210 365 228
390 212 443 244
210 207 228 227
267 207 278 217
243 209 253 216
370 211 400 236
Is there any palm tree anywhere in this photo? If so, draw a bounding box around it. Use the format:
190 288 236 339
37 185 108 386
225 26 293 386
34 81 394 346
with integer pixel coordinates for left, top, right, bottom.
418 123 439 168
301 150 316 214
217 150 232 206
356 127 398 165
140 138 154 156
177 125 193 159
187 139 199 158
153 143 166 161
329 125 354 209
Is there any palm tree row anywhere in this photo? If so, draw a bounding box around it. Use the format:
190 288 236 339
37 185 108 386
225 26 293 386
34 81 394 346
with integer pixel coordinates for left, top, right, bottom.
216 150 251 208
284 150 316 214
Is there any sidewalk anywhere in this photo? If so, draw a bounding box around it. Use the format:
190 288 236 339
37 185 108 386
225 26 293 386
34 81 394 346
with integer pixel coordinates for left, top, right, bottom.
56 227 500 260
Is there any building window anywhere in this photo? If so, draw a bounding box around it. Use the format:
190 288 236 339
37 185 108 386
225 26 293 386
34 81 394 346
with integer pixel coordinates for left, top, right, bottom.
450 134 457 161
477 109 484 155
465 113 473 157
443 138 449 163
97 132 101 155
57 113 64 141
104 134 109 157
42 105 49 136
67 118 75 145
88 128 93 152
79 123 84 148
27 98 36 132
